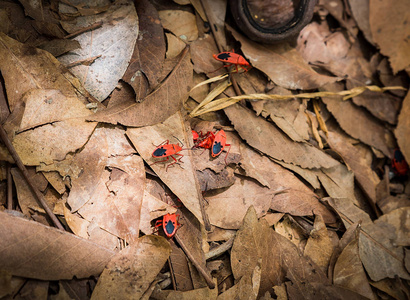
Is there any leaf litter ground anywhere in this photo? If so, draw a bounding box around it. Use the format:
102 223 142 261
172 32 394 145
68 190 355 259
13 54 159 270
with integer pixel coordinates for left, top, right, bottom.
0 0 409 299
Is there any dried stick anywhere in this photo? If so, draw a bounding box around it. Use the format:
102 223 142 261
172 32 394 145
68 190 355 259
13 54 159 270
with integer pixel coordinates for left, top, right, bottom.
0 124 65 231
7 164 12 210
205 235 235 260
174 233 215 289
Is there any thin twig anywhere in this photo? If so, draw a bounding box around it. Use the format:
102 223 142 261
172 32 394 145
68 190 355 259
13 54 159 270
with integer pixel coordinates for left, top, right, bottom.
64 21 103 39
7 164 12 210
0 124 65 231
205 235 235 260
174 233 215 289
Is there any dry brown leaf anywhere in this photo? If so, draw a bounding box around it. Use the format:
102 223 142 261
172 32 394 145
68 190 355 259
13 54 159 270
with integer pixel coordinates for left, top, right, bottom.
151 280 218 299
122 0 166 99
333 234 376 300
190 34 221 74
347 81 400 125
395 91 410 163
126 111 204 225
328 198 410 281
274 216 306 250
0 33 91 112
231 207 329 297
0 211 114 280
349 0 374 44
91 235 171 300
374 207 410 247
303 215 333 274
322 83 394 156
217 263 260 300
169 242 194 291
224 103 339 169
316 163 356 201
78 155 145 243
42 171 66 195
369 0 410 73
19 89 92 131
13 119 97 166
158 10 198 42
327 130 380 203
87 48 192 127
228 26 339 90
166 33 187 59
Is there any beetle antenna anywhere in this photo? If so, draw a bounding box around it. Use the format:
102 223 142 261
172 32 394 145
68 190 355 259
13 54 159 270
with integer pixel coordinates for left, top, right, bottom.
173 135 184 147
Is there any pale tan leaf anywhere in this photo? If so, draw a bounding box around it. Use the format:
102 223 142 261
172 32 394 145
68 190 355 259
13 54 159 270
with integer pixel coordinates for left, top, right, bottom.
13 119 97 166
19 89 92 131
0 211 114 280
91 235 171 300
158 10 198 42
126 111 204 225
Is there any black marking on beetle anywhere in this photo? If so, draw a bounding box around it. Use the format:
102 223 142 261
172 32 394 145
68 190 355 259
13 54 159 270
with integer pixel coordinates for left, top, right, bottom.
213 141 223 155
165 220 175 234
217 53 231 60
153 147 167 157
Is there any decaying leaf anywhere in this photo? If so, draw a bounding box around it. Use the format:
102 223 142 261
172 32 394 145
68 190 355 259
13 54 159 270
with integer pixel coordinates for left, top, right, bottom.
231 206 329 297
122 0 166 99
59 2 139 101
224 103 339 169
158 10 198 42
328 198 410 281
127 111 204 225
0 211 115 280
374 207 410 247
333 234 376 300
91 235 171 300
395 90 410 162
303 215 333 274
87 48 193 127
369 0 410 73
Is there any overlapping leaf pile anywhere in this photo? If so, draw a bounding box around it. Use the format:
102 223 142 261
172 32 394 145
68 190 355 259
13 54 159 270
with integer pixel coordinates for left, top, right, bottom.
0 0 409 299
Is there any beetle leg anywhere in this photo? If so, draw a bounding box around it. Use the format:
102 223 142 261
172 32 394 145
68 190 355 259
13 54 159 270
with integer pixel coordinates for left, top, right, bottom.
224 143 232 165
165 154 184 172
150 156 170 167
153 139 170 148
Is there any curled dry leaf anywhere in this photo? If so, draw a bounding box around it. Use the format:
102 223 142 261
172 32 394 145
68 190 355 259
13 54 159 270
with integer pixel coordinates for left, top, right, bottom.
0 211 115 280
126 111 204 225
303 214 333 274
224 103 339 169
333 234 376 300
78 155 145 243
228 26 339 90
231 206 329 298
322 83 394 156
327 130 380 203
13 119 97 166
151 279 218 299
395 91 410 163
18 89 92 131
122 0 166 99
328 198 410 281
158 10 198 42
0 33 90 112
349 0 374 44
374 207 410 247
91 235 171 300
59 2 139 101
369 0 410 73
87 48 193 127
